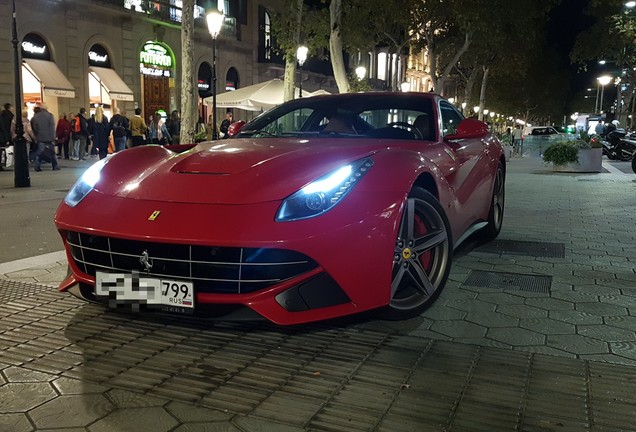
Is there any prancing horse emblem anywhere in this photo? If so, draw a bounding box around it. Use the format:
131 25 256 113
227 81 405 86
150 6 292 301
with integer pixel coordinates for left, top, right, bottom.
140 250 153 271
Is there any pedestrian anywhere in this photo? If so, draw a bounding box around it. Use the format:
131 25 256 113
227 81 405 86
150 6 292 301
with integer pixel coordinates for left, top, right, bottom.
30 103 59 171
55 112 71 159
11 108 36 156
88 106 110 160
220 111 233 139
595 120 606 137
1 103 14 146
129 108 147 147
73 108 90 160
166 110 181 144
147 112 172 145
512 125 523 156
109 107 129 152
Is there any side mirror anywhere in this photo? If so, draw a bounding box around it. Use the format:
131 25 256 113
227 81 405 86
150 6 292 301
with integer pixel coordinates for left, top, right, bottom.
228 120 246 137
444 118 489 141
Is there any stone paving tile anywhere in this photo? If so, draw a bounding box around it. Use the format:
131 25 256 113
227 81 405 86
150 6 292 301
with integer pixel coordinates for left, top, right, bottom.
475 292 526 305
576 302 629 316
0 382 57 413
464 311 520 328
486 328 545 346
0 413 33 432
89 407 179 432
513 345 576 358
578 325 636 342
524 297 575 311
609 341 636 361
518 318 576 335
604 315 636 330
443 298 496 312
547 334 610 355
599 295 636 308
421 304 467 321
30 394 115 429
548 310 604 325
495 304 548 319
429 321 487 339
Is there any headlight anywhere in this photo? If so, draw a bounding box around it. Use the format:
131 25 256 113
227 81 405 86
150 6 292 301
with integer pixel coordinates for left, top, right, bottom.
275 157 374 222
64 158 108 207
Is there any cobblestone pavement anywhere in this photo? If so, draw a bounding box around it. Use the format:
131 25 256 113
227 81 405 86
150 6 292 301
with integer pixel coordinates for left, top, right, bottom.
1 156 636 431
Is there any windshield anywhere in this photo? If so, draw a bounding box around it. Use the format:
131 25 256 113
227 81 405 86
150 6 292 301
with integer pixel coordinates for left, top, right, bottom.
237 95 438 141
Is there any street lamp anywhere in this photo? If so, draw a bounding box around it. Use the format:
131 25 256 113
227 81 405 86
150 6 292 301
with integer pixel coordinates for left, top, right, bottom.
11 0 29 187
597 75 612 113
461 102 467 115
206 8 224 140
355 66 366 81
296 45 308 98
626 1 636 8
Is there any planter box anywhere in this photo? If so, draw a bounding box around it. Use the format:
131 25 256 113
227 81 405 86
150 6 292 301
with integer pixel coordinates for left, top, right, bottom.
552 148 602 173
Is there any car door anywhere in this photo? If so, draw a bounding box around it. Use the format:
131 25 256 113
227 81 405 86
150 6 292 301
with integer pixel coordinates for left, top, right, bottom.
436 101 491 228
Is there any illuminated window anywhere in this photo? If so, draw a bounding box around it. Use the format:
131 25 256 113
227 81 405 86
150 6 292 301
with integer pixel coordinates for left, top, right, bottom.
264 10 271 60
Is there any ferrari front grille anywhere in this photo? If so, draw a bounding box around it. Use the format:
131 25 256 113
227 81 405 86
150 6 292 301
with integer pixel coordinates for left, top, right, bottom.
65 231 318 294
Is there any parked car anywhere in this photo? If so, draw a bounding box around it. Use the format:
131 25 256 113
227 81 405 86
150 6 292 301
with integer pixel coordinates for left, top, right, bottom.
523 125 562 138
54 92 506 325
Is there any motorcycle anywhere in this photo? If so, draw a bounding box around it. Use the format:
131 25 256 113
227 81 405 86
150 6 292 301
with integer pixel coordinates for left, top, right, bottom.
603 128 636 161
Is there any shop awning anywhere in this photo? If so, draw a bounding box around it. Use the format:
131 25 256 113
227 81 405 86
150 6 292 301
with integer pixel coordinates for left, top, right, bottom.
23 58 75 98
89 66 134 101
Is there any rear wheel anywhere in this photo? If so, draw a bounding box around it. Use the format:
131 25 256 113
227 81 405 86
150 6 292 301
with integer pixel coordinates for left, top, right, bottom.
480 161 505 240
378 188 452 320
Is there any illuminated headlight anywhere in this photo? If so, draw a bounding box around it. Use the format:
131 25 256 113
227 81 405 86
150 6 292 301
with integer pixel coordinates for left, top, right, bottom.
64 158 108 207
275 157 374 222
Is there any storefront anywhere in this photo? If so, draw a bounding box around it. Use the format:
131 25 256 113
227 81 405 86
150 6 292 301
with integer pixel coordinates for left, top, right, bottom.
88 44 134 118
197 61 213 126
21 33 75 117
139 41 175 119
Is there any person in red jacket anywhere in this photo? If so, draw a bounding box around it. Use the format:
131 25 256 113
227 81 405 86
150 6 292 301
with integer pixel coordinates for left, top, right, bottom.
55 112 72 159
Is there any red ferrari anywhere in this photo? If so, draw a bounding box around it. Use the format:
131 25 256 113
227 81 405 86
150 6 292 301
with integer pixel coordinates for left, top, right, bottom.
54 92 505 325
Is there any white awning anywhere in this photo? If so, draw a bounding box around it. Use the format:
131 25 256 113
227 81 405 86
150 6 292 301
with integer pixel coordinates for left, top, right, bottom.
89 66 134 101
23 58 75 98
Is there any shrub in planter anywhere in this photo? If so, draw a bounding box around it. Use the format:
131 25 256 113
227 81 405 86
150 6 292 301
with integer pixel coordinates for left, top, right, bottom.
543 141 579 166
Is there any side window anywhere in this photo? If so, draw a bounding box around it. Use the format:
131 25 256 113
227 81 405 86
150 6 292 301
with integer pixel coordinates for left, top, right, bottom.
439 102 463 137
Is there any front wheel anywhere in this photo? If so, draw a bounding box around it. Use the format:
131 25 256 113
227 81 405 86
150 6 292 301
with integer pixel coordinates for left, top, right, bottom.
377 188 452 320
480 161 505 240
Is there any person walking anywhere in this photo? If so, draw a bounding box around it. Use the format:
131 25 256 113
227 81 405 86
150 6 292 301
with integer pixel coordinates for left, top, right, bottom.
55 112 71 159
147 112 172 145
11 108 36 158
88 106 110 160
109 107 129 152
166 110 181 144
0 103 14 146
129 108 147 147
220 111 233 139
512 125 523 156
30 103 59 171
73 108 90 160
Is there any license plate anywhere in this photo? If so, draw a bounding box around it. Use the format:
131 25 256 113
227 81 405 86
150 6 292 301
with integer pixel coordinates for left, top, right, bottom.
95 272 194 310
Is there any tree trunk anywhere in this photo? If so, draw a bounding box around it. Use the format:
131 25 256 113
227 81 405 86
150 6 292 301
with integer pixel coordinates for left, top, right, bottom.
283 0 303 102
434 32 471 96
478 66 489 121
329 0 350 93
180 0 196 144
463 68 478 110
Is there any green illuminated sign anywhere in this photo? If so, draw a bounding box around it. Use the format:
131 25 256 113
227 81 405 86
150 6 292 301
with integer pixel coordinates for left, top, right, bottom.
140 42 173 68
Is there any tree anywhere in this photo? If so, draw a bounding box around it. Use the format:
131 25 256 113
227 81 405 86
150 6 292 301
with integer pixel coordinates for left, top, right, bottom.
329 0 350 93
179 0 196 144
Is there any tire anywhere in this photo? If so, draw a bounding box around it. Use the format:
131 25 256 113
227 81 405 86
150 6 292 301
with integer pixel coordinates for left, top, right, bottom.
480 161 505 241
378 188 453 320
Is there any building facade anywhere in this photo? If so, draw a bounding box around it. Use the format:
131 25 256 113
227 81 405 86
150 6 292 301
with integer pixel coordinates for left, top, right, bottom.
0 0 301 125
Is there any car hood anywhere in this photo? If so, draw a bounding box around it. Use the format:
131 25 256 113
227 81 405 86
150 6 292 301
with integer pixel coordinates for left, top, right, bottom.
95 138 383 204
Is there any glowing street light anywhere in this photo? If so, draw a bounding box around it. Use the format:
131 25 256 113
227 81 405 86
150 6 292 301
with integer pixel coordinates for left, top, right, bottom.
626 1 636 8
597 75 612 113
355 66 366 80
296 45 308 97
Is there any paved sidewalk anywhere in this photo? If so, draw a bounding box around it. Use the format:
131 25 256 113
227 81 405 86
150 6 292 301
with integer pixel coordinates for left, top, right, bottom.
1 156 636 431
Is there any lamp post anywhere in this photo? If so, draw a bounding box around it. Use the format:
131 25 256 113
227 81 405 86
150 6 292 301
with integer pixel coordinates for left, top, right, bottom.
597 75 612 113
296 45 308 98
206 9 224 140
11 0 29 187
